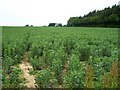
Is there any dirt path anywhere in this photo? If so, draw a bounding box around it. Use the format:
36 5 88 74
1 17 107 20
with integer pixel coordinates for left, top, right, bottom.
19 53 36 88
19 61 36 88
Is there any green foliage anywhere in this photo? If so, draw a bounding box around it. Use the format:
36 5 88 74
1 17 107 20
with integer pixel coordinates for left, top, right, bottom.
68 54 80 71
51 59 63 80
63 39 75 55
29 57 46 70
62 54 85 88
30 45 44 59
67 5 120 27
79 46 91 61
2 67 23 88
35 69 51 88
62 70 85 88
2 27 118 88
3 56 14 74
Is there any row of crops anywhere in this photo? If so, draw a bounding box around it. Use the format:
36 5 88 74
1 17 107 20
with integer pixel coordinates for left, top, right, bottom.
2 27 119 88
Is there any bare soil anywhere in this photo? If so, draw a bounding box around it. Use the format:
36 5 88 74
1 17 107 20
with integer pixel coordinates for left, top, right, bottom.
19 52 37 88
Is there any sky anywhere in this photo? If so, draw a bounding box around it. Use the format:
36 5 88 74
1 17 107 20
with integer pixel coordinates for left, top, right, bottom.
0 0 119 26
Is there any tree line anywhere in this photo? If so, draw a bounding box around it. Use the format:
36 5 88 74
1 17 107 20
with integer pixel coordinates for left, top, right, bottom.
67 4 120 27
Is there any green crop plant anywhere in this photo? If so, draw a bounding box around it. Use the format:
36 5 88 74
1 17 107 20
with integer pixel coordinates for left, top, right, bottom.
2 27 118 88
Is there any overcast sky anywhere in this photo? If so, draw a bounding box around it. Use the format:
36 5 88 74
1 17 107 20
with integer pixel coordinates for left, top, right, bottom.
0 0 119 26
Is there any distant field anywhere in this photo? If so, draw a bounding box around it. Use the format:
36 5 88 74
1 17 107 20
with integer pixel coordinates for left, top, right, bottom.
2 26 118 41
2 27 118 88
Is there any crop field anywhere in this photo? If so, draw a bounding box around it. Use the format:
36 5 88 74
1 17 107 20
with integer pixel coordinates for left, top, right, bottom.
2 26 119 88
